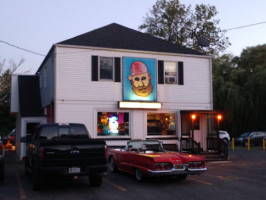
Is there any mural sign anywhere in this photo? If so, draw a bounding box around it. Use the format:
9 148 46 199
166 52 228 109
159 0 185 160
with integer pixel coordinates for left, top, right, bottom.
123 57 157 101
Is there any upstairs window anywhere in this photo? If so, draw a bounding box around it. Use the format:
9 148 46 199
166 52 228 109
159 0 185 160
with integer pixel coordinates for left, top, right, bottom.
158 60 184 85
164 62 177 84
91 56 121 82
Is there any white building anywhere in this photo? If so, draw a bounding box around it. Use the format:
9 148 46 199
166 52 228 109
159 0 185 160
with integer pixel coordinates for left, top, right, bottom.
11 23 225 159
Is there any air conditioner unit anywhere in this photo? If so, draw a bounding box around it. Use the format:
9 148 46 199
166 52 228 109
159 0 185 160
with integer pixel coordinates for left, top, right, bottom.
165 76 176 84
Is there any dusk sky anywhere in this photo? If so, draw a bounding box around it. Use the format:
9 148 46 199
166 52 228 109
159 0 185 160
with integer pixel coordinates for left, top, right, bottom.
1 0 266 74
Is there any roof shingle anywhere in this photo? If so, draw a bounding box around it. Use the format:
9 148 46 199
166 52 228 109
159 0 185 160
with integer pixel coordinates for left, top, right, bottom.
58 23 205 56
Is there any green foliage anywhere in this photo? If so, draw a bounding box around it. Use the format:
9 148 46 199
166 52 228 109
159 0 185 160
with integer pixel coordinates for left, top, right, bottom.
139 0 230 56
0 58 24 136
213 45 266 137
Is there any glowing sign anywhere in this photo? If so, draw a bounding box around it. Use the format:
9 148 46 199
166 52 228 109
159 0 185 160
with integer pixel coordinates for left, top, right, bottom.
119 101 162 109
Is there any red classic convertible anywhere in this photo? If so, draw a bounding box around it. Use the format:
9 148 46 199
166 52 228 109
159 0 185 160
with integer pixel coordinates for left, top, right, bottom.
108 140 207 181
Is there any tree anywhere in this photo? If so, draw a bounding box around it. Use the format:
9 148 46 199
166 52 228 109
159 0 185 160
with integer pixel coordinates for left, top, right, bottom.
139 0 230 56
0 58 24 135
213 45 266 136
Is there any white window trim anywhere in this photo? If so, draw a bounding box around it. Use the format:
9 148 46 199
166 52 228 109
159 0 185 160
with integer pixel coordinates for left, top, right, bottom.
164 61 177 84
146 111 178 138
95 110 131 139
99 56 114 81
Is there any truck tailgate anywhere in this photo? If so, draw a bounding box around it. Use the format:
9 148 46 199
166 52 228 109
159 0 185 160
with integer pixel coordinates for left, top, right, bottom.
39 139 106 167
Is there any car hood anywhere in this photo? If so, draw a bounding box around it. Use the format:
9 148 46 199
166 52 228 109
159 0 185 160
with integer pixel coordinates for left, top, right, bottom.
138 152 205 164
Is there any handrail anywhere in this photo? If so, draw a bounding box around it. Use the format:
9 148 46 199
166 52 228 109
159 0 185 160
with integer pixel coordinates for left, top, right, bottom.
207 137 228 159
180 138 201 154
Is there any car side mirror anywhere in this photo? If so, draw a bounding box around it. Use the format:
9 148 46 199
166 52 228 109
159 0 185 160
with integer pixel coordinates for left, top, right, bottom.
20 137 27 143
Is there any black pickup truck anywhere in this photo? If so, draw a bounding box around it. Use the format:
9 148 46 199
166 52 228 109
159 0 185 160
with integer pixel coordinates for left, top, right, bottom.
24 123 107 190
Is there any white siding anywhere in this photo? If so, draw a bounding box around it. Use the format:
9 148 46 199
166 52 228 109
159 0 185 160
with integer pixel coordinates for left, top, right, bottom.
53 46 212 148
55 46 212 109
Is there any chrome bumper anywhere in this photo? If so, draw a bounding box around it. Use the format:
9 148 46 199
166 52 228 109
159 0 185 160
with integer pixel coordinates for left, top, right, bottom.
147 164 207 176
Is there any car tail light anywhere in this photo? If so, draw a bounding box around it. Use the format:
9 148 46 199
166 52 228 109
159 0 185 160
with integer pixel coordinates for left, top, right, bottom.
154 162 173 170
188 161 205 169
39 147 44 160
104 145 108 158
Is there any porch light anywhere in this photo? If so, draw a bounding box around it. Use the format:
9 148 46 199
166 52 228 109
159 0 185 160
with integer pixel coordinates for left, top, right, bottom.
191 114 196 120
217 114 222 121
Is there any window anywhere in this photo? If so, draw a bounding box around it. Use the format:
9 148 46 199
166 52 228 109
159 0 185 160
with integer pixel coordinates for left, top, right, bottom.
100 57 113 80
164 62 177 84
97 112 129 136
147 113 176 136
92 56 121 82
158 60 184 85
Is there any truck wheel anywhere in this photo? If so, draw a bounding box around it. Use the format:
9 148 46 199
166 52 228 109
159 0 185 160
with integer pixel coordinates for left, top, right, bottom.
0 163 4 181
32 168 42 190
24 160 29 176
135 168 142 181
89 174 102 187
109 157 117 172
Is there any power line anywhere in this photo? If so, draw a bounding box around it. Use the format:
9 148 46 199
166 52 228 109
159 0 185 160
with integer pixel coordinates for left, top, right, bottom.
0 40 45 56
1 20 266 57
225 21 266 31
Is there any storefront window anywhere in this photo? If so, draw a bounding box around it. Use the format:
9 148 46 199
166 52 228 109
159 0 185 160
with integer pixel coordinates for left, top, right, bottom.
147 113 176 135
97 112 129 136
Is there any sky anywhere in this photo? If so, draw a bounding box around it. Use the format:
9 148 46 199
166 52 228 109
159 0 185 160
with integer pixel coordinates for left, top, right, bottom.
1 0 266 74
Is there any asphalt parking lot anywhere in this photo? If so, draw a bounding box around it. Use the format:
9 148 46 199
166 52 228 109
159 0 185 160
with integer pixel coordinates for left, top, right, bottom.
0 148 266 200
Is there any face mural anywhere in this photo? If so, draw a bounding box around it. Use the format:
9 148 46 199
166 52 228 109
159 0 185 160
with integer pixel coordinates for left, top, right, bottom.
123 57 157 101
128 61 153 97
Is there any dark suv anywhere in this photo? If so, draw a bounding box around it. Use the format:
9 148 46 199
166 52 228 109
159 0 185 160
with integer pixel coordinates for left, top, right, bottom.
0 135 5 181
235 131 266 146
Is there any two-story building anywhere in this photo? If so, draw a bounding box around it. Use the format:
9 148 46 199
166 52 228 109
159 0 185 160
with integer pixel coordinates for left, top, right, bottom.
11 23 224 160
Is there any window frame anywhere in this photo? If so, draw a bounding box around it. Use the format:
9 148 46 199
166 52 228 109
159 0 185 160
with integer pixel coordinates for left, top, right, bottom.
146 112 177 137
158 60 184 85
99 56 114 81
96 111 131 138
164 61 177 84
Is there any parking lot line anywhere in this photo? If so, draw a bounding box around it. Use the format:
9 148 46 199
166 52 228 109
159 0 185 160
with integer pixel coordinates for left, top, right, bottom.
189 177 213 186
16 173 27 200
104 179 128 192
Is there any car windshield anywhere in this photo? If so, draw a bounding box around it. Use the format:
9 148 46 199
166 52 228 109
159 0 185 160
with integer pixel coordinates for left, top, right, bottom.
127 140 164 152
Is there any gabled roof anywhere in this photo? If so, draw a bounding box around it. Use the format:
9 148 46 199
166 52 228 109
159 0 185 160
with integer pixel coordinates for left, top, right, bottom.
18 76 44 117
57 23 205 56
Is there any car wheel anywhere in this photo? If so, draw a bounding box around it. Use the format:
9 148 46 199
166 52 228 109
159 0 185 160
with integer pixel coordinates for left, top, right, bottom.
176 174 187 180
244 140 248 147
0 163 4 181
135 168 142 181
223 138 228 143
32 168 42 190
109 157 117 172
89 174 102 187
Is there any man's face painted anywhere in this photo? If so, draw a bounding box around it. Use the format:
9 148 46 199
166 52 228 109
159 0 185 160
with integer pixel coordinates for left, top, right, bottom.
128 72 153 97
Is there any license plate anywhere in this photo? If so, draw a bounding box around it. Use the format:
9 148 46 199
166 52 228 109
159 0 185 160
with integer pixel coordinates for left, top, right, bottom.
69 167 80 173
175 164 184 169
